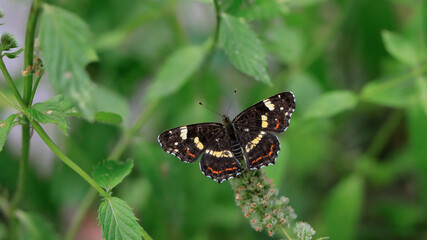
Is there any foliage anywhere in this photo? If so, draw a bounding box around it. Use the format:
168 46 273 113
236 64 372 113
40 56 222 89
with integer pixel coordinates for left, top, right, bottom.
0 0 426 240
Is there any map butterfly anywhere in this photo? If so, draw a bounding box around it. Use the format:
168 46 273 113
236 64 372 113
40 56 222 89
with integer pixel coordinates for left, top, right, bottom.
158 92 295 183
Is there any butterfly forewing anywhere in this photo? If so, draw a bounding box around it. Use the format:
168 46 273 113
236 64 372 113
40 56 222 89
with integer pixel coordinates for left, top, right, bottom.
200 132 242 183
158 123 223 163
233 92 295 133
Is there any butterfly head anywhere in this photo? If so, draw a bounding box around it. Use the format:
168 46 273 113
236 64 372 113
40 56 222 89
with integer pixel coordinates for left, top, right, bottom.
222 115 232 125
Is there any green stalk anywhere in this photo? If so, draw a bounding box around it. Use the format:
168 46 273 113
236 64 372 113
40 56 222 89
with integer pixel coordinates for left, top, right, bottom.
109 101 158 160
365 111 403 158
64 102 158 240
281 226 293 240
4 1 41 238
212 0 221 48
23 0 41 105
28 73 42 106
0 91 24 112
197 0 221 76
63 190 97 240
31 121 109 198
0 58 26 109
166 0 187 46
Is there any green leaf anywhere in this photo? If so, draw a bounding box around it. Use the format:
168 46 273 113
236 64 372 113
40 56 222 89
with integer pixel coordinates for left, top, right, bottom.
144 45 205 103
93 160 133 190
0 113 18 152
382 30 418 66
3 48 24 59
94 112 123 125
16 211 60 240
93 85 129 124
304 90 357 119
219 13 271 84
30 95 72 134
360 77 415 107
39 4 99 120
320 175 364 240
98 197 142 240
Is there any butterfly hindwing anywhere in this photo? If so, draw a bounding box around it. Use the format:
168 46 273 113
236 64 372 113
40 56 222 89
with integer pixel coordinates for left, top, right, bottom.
200 132 242 183
235 128 280 169
158 123 223 163
233 92 295 133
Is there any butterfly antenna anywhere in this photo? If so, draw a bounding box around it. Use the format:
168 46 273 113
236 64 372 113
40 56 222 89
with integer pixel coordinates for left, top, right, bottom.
226 88 238 116
198 101 222 117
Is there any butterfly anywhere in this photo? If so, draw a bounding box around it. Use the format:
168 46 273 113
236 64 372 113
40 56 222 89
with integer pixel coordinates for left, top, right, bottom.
158 92 295 183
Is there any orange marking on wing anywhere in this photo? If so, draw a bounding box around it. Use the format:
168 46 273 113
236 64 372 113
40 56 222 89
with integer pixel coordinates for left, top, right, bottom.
186 149 195 158
208 166 238 175
251 145 274 164
274 119 280 130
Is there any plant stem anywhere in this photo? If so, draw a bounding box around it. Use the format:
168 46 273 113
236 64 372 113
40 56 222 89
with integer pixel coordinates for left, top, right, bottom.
23 0 41 106
29 73 42 106
0 58 26 109
64 101 158 240
0 91 24 112
275 0 354 84
63 189 97 240
5 1 41 239
109 101 158 160
31 121 109 198
10 123 30 210
166 0 187 46
281 226 293 240
212 0 221 48
198 0 221 74
365 111 402 158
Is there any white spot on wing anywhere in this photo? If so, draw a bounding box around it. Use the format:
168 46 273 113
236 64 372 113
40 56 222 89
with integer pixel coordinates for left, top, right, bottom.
180 126 188 140
263 99 275 110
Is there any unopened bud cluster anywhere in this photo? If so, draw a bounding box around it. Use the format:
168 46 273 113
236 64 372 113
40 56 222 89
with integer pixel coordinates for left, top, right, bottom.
230 169 316 239
22 57 44 77
0 32 18 51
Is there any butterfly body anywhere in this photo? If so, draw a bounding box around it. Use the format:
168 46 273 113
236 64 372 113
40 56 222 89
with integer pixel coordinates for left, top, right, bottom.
158 92 295 183
222 115 243 160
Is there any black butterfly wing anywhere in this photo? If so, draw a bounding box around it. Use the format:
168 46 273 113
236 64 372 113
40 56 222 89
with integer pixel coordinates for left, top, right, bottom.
233 92 294 169
200 130 242 183
235 129 280 170
158 123 223 163
233 92 295 133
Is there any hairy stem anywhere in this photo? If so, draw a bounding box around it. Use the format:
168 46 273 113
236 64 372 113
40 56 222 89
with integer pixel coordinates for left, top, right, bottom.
29 73 42 106
63 190 97 240
281 226 293 240
31 121 109 198
212 0 221 48
202 0 221 69
23 0 41 106
365 111 403 158
6 1 41 239
110 101 158 160
64 102 158 240
0 91 24 112
0 58 26 109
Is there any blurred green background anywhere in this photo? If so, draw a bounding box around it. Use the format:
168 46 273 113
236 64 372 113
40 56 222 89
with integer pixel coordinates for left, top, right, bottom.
1 0 427 239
